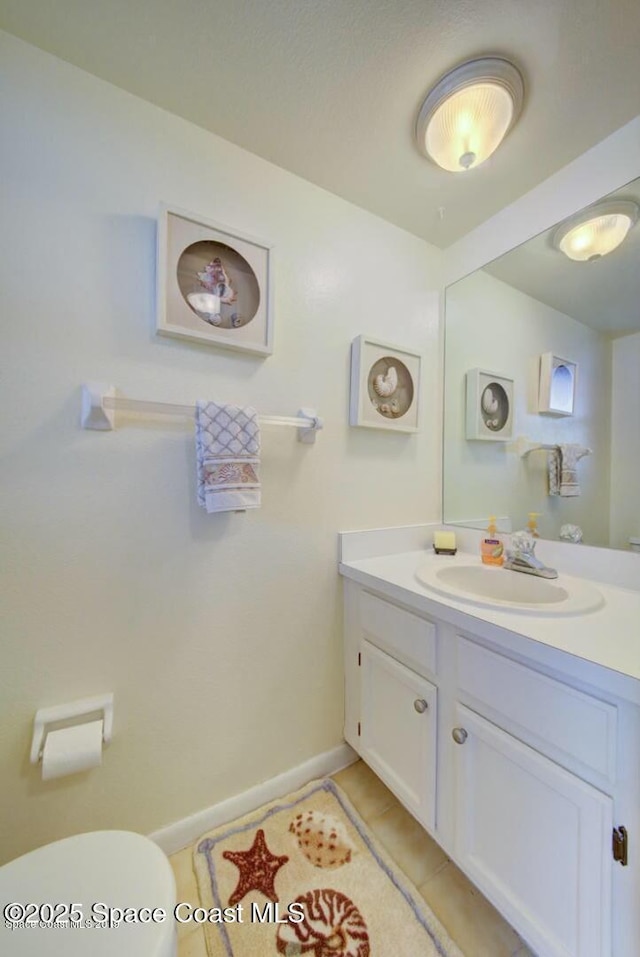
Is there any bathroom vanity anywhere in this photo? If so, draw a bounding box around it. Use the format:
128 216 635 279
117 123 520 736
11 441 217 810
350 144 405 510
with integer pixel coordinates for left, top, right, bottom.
339 532 640 957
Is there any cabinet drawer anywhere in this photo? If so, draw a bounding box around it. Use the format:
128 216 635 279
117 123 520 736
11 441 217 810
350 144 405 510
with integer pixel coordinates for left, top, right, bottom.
457 636 617 784
360 590 436 676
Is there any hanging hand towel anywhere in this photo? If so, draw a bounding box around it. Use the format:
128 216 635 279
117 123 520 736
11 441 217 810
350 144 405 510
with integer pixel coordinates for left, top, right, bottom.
195 402 261 513
547 444 591 497
547 449 561 496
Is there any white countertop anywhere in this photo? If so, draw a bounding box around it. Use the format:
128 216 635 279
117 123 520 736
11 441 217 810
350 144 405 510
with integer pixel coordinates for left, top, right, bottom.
339 549 640 686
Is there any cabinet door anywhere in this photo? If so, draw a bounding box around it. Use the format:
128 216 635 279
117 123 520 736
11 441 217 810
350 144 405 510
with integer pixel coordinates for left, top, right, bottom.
453 704 612 957
360 639 437 830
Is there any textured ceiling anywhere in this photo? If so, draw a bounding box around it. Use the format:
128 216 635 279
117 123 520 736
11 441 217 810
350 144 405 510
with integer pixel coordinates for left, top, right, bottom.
1 0 640 247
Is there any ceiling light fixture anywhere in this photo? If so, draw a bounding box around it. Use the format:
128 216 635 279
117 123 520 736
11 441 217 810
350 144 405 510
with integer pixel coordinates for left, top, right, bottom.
552 201 639 262
415 57 524 173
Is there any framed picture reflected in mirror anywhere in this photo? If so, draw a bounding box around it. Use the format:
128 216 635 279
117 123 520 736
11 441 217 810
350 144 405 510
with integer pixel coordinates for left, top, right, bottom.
466 368 514 440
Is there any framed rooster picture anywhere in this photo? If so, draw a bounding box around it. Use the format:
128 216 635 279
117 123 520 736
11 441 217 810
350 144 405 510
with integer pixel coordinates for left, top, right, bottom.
349 335 422 432
156 204 274 356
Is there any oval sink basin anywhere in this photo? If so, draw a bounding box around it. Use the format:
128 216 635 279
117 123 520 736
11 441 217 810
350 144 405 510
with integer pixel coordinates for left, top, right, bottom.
416 562 604 616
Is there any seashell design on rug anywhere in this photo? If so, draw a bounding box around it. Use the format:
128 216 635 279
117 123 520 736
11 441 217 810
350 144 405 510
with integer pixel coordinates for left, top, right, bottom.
276 887 369 957
289 809 354 869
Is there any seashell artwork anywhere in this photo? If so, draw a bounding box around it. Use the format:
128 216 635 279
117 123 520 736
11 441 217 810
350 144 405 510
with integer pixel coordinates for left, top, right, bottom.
373 365 398 398
465 369 514 440
481 386 499 415
177 240 260 330
196 257 238 305
289 809 355 869
479 383 509 431
366 356 414 420
350 337 421 432
276 888 370 957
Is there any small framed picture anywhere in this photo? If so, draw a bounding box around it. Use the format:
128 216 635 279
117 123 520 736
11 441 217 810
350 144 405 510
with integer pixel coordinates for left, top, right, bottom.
466 368 514 441
156 204 274 356
350 335 421 433
538 353 577 416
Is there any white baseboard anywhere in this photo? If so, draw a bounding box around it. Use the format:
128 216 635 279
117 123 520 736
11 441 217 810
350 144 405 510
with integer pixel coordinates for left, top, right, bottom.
148 742 358 856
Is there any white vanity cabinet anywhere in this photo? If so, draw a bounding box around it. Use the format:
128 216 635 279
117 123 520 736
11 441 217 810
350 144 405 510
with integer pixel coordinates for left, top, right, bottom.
360 640 437 830
342 578 639 957
452 703 612 957
351 588 439 829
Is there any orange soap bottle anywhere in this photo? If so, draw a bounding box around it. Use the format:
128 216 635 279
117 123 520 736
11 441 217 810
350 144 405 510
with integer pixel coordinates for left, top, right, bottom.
527 512 541 538
480 516 504 566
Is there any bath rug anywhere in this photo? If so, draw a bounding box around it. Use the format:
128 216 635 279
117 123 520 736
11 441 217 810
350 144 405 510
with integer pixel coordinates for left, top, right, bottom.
193 777 463 957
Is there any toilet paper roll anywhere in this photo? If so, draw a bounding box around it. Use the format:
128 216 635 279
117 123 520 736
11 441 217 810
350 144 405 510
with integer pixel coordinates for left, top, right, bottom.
41 720 103 781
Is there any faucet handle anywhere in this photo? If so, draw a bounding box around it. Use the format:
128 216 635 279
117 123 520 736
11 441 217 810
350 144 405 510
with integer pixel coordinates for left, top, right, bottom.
510 530 536 555
504 530 559 578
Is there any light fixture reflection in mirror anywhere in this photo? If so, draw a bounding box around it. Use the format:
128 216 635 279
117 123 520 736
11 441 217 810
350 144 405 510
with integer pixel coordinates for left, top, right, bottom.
553 201 638 262
443 176 640 552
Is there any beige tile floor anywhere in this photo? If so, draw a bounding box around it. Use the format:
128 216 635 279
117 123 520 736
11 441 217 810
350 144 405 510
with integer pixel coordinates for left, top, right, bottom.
169 760 537 957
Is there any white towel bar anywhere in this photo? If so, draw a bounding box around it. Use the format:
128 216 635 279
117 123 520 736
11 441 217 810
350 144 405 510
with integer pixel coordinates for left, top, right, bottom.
520 442 558 458
80 384 323 443
516 437 592 458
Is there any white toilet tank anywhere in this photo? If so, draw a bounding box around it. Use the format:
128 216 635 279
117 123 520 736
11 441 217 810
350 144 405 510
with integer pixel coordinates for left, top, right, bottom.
0 831 177 956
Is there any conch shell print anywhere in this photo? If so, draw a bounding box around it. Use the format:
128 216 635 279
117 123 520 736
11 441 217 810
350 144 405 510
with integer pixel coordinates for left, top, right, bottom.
197 257 237 305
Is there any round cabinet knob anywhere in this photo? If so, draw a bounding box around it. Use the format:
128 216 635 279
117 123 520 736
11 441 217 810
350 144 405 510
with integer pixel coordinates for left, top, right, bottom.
452 727 468 744
413 698 428 714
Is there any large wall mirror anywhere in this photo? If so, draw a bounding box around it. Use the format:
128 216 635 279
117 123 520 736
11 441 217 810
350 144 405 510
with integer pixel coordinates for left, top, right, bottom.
443 176 640 551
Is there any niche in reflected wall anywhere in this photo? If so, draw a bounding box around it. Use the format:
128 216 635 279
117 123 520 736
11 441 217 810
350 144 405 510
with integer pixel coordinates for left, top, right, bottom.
538 353 577 416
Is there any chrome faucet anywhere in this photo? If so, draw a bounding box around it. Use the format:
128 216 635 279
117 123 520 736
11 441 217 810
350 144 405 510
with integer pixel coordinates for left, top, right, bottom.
504 531 558 579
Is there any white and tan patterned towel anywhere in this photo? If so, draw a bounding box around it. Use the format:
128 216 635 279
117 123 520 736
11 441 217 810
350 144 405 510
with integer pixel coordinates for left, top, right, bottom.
195 402 260 513
548 443 591 497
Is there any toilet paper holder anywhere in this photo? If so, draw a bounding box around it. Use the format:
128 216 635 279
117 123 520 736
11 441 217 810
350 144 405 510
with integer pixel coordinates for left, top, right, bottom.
30 693 114 765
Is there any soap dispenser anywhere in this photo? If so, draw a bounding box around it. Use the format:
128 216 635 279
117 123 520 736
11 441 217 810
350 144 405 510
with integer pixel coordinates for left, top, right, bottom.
527 512 541 538
480 516 504 566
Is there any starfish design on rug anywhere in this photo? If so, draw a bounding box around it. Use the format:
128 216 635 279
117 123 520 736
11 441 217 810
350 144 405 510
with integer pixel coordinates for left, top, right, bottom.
223 828 289 906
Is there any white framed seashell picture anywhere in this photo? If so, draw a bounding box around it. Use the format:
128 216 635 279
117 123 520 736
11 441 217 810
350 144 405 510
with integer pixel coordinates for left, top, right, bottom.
349 335 422 432
156 203 274 356
465 368 514 440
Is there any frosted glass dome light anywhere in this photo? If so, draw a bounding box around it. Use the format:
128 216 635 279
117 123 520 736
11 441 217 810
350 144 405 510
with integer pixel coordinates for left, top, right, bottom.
415 58 524 173
553 202 639 262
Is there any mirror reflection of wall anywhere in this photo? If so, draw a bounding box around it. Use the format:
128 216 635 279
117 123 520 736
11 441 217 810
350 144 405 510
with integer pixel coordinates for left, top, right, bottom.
443 177 640 551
